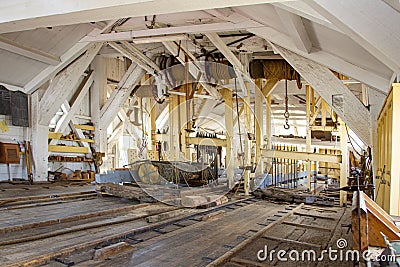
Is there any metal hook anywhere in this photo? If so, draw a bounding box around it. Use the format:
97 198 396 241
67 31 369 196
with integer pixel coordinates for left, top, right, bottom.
284 121 290 130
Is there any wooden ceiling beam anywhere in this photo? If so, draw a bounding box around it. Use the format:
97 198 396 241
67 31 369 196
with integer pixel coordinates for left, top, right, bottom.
0 36 60 65
271 43 371 146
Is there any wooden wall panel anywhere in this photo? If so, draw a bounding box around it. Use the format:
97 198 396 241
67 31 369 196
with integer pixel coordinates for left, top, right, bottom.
376 83 400 215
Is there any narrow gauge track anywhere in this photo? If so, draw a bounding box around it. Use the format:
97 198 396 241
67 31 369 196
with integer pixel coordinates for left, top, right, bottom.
2 197 260 267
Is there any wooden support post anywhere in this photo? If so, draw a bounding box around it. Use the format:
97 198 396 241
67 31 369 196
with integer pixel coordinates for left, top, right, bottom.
244 85 251 196
30 91 49 181
168 95 179 160
340 119 348 206
147 98 156 151
254 79 263 176
91 56 108 173
221 88 234 188
306 85 312 191
351 191 369 252
178 95 188 159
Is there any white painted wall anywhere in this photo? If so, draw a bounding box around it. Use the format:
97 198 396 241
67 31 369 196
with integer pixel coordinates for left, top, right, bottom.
0 114 28 181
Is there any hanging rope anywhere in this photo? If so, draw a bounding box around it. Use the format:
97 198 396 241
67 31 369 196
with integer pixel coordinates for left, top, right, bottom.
284 79 290 129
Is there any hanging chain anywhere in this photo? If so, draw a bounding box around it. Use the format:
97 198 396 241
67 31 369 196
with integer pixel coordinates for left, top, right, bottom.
284 79 290 129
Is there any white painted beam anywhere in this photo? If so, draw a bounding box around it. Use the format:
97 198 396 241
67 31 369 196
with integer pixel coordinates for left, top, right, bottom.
108 123 124 144
205 33 244 73
100 63 145 129
121 41 160 72
53 71 94 135
271 43 371 146
274 6 312 53
0 0 291 33
205 9 391 92
39 42 103 125
81 21 259 42
205 32 250 97
108 42 155 74
0 36 60 65
272 1 340 32
24 21 115 94
306 0 400 73
168 90 214 99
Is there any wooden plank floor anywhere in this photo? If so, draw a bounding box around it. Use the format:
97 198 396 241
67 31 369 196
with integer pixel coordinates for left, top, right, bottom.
72 201 285 267
218 205 352 267
0 183 180 266
0 183 352 267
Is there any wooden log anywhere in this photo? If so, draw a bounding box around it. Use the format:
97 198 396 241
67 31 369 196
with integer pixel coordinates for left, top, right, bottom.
93 242 132 260
254 187 334 206
96 183 156 203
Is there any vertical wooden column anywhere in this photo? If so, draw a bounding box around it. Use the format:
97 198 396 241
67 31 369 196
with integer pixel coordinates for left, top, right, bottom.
30 90 49 181
178 95 188 159
91 56 107 152
262 78 278 150
265 96 272 150
306 85 312 191
221 88 234 188
340 119 348 206
91 56 108 172
244 86 252 196
254 79 264 176
168 95 179 161
146 98 156 151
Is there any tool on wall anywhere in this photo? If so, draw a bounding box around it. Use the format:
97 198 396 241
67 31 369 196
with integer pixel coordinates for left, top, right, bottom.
284 79 290 130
